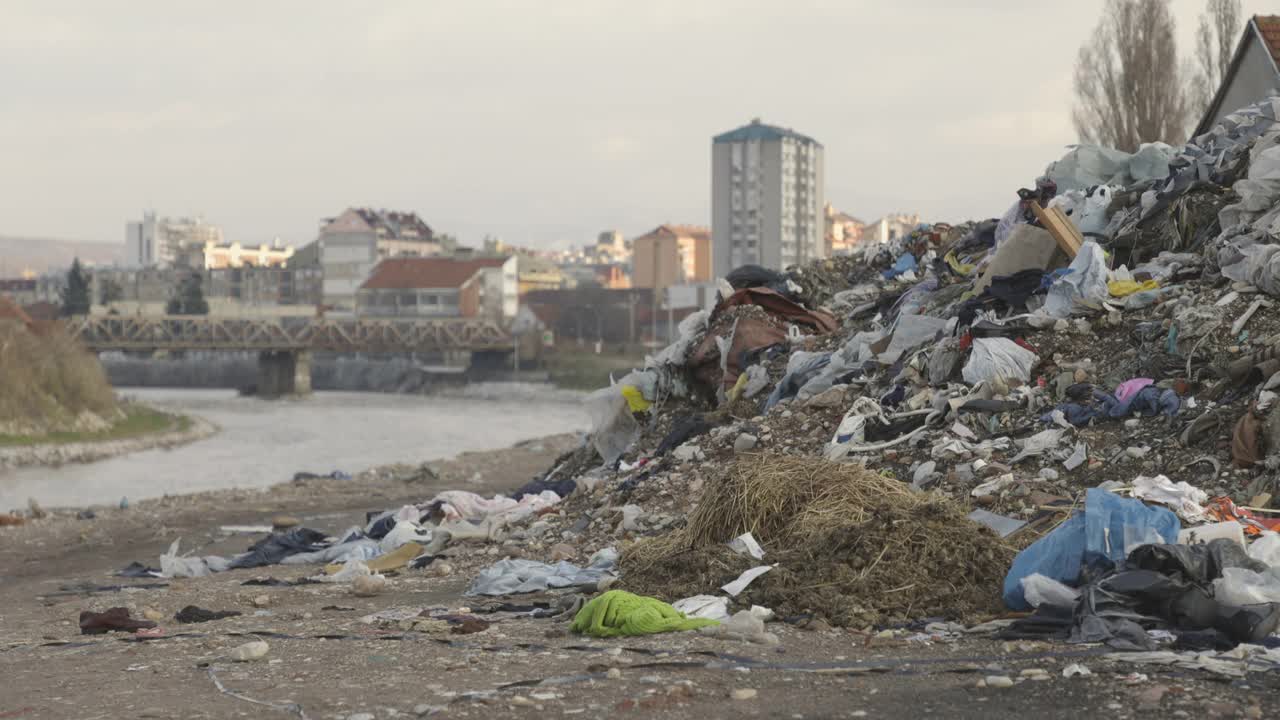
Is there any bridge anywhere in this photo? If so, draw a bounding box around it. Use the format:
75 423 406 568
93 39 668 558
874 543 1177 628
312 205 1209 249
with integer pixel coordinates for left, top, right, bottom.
71 315 513 396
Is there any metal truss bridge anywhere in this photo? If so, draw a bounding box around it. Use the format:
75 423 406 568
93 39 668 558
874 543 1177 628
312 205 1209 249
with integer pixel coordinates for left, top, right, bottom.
70 315 513 354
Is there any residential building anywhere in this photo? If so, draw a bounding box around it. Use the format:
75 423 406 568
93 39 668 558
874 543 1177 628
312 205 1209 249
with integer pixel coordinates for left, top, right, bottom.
559 263 631 289
712 118 825 278
1194 16 1280 137
825 203 865 256
315 207 442 311
199 239 295 270
205 265 322 307
356 256 517 321
124 211 224 268
862 213 921 246
516 254 565 295
632 224 711 289
124 211 158 268
0 278 38 306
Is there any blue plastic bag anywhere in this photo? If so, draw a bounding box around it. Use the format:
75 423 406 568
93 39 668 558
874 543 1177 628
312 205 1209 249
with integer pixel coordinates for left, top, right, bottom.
1002 489 1180 610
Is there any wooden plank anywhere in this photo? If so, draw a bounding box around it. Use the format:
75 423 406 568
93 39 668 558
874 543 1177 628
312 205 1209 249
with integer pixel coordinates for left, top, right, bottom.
1028 201 1083 259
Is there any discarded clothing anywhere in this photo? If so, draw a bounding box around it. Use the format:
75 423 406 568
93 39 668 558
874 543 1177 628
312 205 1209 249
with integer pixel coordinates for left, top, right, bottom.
1100 385 1179 418
174 606 243 624
882 253 918 280
228 528 329 570
428 490 560 525
116 562 161 578
570 590 720 638
79 607 157 635
511 475 577 501
465 548 618 596
1043 403 1101 427
1114 378 1155 403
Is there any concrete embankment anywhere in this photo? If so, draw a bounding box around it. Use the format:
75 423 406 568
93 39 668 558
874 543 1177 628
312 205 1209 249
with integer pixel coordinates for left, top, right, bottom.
101 353 472 394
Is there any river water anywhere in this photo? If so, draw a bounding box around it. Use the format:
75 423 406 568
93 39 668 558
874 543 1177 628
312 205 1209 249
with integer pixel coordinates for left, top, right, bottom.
0 384 588 510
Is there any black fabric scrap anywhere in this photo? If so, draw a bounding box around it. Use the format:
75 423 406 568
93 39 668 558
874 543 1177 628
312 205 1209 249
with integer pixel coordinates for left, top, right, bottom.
175 605 243 624
228 527 329 570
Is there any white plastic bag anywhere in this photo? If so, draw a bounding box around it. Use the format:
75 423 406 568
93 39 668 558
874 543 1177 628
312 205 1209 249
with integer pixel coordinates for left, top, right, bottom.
961 337 1039 386
1021 573 1081 608
1213 567 1280 606
1249 532 1280 567
1044 240 1109 317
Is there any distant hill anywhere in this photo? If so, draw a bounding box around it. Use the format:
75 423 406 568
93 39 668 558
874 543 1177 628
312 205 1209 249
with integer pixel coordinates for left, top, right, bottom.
0 236 121 276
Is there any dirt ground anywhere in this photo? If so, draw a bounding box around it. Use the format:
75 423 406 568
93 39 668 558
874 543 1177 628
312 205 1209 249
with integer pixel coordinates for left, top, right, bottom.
2 436 1277 720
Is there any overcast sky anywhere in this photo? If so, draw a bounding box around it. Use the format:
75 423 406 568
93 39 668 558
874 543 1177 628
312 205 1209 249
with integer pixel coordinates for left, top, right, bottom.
0 0 1269 250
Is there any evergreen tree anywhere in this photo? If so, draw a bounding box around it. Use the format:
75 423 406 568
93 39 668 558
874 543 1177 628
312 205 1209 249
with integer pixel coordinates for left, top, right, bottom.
167 272 210 315
60 258 92 317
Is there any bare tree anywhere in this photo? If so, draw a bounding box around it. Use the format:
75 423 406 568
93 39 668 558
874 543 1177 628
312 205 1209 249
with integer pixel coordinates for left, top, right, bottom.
1190 0 1243 112
1072 0 1191 152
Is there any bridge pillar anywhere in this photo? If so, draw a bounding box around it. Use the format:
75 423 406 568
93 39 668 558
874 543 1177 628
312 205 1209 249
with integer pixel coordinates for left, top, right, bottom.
257 350 311 398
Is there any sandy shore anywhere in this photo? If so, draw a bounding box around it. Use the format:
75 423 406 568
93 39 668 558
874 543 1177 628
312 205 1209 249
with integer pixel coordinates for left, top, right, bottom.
0 415 219 470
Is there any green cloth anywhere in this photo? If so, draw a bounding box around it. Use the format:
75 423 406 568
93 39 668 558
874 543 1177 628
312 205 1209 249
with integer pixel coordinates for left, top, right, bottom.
570 590 720 638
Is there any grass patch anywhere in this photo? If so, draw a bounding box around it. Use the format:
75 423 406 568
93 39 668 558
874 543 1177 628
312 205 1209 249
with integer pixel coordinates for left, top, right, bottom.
0 404 184 447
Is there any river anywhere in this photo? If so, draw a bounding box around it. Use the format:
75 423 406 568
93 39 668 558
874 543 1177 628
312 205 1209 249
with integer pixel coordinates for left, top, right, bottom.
0 384 588 510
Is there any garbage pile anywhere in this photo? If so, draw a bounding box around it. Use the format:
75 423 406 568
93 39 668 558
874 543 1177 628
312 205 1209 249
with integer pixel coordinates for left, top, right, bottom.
493 96 1280 642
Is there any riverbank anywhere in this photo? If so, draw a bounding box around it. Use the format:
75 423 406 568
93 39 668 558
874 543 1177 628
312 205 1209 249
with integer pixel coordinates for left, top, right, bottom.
0 405 216 470
1 433 1269 719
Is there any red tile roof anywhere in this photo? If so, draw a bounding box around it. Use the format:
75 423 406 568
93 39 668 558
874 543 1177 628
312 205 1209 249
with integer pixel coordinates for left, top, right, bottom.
1255 15 1280 68
636 224 711 243
361 257 508 290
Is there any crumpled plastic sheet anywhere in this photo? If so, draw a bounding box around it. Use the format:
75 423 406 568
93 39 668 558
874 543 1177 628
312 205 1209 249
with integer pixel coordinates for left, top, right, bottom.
584 385 640 465
465 548 619 596
1046 144 1137 191
961 337 1039 386
1218 237 1280 296
1250 532 1280 566
1132 475 1209 522
160 539 231 578
281 537 381 566
1106 645 1280 678
930 436 1011 461
1021 573 1081 608
1009 428 1066 463
1213 566 1280 605
672 595 730 621
1044 241 1109 317
765 351 831 410
646 310 708 368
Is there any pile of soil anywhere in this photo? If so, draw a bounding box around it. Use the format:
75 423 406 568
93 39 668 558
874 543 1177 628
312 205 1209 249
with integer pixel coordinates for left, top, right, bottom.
619 455 1016 627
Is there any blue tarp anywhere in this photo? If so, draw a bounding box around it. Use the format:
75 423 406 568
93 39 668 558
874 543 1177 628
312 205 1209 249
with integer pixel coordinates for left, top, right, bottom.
1002 489 1180 610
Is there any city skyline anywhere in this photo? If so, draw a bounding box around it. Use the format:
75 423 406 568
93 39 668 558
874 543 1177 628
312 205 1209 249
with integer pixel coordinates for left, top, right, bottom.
0 0 1266 251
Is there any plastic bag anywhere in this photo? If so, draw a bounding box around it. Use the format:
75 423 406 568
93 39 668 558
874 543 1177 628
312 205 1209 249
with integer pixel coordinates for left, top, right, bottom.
1213 567 1280 606
160 539 230 578
1021 573 1081 608
584 386 640 465
961 337 1039 386
1250 532 1280 567
1044 241 1109 317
